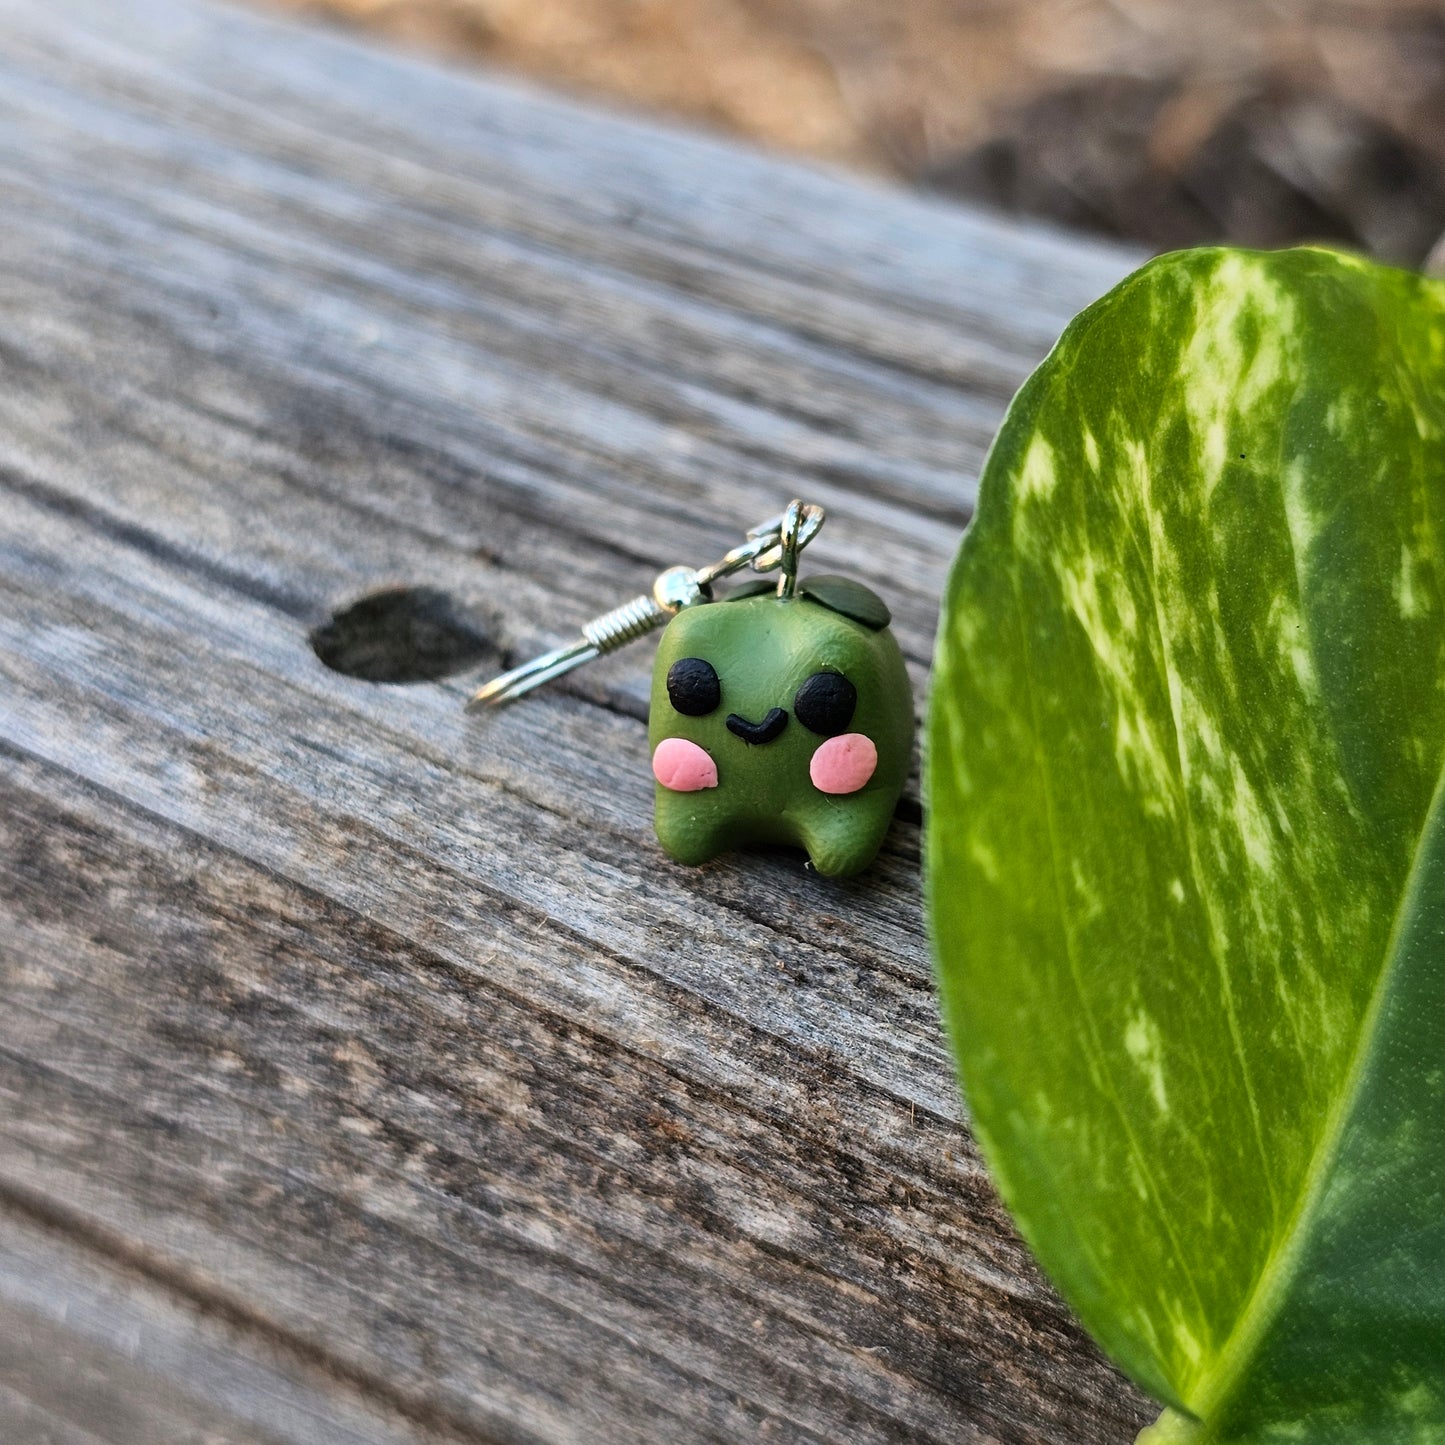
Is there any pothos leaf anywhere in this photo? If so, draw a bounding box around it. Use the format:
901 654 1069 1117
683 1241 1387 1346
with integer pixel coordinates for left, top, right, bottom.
925 248 1445 1442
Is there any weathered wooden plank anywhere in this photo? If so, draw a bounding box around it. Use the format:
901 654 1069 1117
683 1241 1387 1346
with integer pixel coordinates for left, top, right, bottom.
0 1198 431 1445
0 0 1150 1439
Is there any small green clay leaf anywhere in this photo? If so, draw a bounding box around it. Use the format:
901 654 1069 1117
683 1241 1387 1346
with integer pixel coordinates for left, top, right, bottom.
723 579 777 601
800 574 892 629
925 248 1445 1440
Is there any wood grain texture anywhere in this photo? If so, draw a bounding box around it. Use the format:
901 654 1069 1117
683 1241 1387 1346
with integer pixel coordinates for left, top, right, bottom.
0 0 1150 1439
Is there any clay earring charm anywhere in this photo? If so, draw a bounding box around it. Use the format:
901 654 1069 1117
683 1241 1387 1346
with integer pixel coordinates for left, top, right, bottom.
469 502 914 876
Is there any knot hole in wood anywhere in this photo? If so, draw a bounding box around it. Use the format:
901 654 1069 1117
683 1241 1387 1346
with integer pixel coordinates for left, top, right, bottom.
310 586 499 683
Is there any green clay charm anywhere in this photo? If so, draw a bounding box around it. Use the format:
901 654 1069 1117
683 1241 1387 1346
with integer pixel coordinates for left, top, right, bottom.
467 500 912 876
649 577 912 875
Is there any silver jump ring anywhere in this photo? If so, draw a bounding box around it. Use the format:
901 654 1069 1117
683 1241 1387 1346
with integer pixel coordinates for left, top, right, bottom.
775 500 804 599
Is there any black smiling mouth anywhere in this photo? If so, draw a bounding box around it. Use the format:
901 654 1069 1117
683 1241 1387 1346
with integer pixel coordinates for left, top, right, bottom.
726 708 789 745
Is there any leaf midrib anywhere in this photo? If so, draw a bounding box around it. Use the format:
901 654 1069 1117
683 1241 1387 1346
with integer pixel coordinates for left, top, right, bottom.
1187 750 1445 1425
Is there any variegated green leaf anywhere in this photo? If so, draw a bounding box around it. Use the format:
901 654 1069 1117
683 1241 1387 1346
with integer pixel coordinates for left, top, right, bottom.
925 248 1445 1442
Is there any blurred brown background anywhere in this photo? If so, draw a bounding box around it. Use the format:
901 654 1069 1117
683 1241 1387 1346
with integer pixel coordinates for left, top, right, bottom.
260 0 1445 266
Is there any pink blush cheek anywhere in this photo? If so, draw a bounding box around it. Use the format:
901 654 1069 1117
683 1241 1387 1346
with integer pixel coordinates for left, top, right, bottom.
809 733 878 795
652 737 719 792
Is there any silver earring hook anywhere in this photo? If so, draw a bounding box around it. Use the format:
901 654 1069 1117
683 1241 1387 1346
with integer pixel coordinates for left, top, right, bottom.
466 501 825 710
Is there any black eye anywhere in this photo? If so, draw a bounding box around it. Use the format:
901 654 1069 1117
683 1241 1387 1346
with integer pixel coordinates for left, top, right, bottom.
793 670 856 736
667 657 721 716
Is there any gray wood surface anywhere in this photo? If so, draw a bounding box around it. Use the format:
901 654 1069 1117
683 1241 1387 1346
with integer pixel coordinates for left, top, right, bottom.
0 0 1151 1439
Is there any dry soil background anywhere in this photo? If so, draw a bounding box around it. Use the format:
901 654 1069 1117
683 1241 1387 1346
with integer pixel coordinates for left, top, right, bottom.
259 0 1445 264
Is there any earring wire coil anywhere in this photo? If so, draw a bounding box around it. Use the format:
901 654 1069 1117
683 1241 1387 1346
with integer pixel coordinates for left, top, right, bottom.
466 501 824 710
